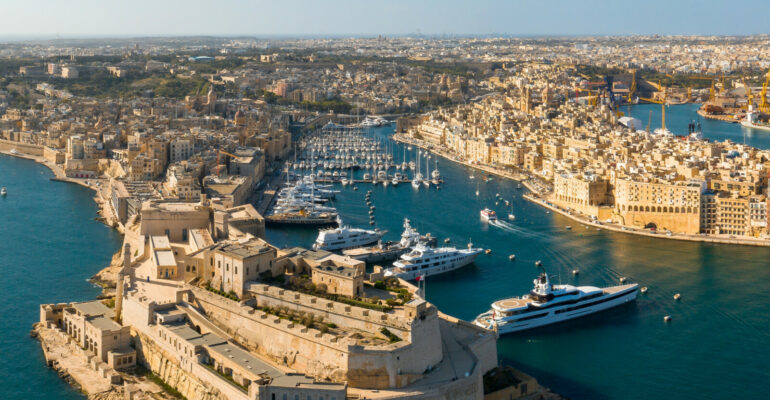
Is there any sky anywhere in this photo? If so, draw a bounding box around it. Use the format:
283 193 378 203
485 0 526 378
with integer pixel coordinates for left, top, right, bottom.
1 0 769 38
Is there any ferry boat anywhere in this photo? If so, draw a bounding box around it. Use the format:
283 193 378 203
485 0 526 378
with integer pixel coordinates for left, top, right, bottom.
473 273 638 335
313 218 386 251
480 208 497 221
384 242 483 280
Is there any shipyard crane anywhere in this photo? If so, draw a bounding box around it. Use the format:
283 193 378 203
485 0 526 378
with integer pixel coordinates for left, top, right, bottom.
742 77 754 110
627 70 637 103
574 86 600 107
720 73 728 95
759 69 770 114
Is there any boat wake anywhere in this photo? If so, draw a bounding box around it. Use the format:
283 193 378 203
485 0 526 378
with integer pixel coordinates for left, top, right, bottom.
489 219 549 240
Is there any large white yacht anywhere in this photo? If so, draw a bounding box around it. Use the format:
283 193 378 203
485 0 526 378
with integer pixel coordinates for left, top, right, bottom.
384 242 483 280
313 219 386 251
473 273 638 335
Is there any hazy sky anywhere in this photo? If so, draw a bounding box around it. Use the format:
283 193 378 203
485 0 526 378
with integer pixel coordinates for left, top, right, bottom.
2 0 769 38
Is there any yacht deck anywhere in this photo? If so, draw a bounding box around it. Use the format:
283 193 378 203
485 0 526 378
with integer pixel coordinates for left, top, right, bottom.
602 283 638 294
492 297 532 310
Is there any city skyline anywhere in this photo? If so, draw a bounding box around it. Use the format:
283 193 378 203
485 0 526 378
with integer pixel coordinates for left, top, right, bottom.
2 0 770 38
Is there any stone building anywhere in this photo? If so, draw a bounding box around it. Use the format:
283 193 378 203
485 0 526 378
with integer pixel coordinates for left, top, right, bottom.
614 178 702 234
310 256 365 298
207 238 278 297
553 173 609 218
58 301 134 365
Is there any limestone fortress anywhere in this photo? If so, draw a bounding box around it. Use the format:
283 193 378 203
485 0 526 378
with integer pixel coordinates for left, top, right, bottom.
37 196 537 399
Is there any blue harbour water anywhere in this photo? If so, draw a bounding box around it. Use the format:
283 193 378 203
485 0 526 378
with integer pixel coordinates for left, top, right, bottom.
268 110 770 400
0 156 123 399
2 105 769 399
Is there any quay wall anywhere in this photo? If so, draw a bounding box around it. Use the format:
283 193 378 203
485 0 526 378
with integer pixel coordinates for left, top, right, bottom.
0 139 44 156
525 193 770 247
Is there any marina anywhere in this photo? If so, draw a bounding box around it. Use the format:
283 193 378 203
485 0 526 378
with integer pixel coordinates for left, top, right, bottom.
265 120 770 400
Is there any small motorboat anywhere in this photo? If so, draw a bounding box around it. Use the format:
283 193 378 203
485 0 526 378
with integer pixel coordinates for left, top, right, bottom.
1 187 6 196
509 254 516 261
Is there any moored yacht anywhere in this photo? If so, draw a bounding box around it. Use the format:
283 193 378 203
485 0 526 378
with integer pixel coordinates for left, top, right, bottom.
384 242 483 280
473 273 638 335
313 219 386 251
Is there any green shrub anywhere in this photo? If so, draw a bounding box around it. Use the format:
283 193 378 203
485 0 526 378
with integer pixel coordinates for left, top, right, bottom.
380 327 402 343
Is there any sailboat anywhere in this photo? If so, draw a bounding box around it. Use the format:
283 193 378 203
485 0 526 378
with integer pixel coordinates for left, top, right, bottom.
508 199 515 220
412 148 423 189
431 159 440 185
475 183 480 197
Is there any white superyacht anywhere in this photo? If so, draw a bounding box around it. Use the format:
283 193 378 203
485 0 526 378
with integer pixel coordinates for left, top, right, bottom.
313 218 386 251
384 242 483 280
473 272 638 334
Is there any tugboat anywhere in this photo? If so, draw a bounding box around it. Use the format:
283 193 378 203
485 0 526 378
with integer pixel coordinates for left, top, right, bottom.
473 272 638 334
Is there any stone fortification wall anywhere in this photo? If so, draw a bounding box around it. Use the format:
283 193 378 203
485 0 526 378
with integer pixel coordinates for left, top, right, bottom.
0 138 44 155
134 330 239 400
191 286 445 390
190 287 351 383
248 283 411 337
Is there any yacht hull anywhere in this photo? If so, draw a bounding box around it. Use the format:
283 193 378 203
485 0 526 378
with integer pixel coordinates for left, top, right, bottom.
388 252 480 280
475 284 638 334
